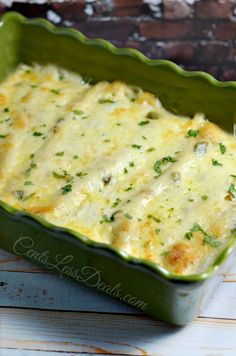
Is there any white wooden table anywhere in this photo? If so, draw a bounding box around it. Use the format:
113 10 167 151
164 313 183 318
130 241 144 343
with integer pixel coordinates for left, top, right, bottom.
0 247 236 356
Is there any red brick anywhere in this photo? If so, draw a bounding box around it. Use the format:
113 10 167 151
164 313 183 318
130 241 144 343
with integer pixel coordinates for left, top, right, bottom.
162 42 196 63
112 0 143 16
92 1 112 16
139 42 164 59
163 0 192 20
51 0 85 20
0 5 6 15
125 40 164 59
9 3 48 17
125 40 142 51
221 68 236 81
74 21 137 41
140 21 194 40
195 0 233 19
214 22 236 40
197 44 236 63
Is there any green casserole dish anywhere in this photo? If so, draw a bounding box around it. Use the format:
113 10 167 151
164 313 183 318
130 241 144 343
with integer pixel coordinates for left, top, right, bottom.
0 11 236 325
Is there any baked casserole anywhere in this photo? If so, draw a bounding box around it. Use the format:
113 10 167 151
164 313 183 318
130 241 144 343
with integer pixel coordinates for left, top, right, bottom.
0 63 235 275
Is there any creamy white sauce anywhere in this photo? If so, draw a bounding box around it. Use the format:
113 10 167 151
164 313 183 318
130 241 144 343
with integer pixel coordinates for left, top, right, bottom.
0 64 235 275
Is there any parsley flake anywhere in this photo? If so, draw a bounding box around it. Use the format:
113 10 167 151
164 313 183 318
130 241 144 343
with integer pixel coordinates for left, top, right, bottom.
100 214 114 223
112 198 122 208
147 214 161 223
76 172 88 178
154 160 161 175
55 151 64 157
229 183 236 197
212 159 223 166
73 109 84 116
33 131 43 137
184 223 221 248
146 111 159 120
188 129 199 137
219 143 226 154
61 184 72 195
51 89 60 95
138 120 150 126
124 184 133 191
131 144 141 149
24 181 34 186
203 234 222 248
98 98 115 104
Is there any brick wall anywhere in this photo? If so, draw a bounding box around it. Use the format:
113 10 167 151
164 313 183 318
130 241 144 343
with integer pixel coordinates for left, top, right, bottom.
1 0 236 81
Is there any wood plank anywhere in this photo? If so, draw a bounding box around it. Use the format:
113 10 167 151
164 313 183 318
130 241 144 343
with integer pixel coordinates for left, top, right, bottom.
0 270 135 314
0 350 92 356
0 249 45 273
1 269 236 320
1 307 236 356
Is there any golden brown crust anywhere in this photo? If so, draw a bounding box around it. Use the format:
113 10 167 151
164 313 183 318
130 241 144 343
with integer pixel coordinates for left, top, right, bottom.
166 242 197 274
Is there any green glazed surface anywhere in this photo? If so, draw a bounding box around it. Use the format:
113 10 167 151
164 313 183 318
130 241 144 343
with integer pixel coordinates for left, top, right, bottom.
0 12 235 325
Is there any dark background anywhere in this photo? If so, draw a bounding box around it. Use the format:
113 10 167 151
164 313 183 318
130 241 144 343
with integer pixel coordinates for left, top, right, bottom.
1 0 236 81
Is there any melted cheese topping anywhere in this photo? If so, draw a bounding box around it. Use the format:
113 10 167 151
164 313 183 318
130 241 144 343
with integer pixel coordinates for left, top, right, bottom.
0 64 236 275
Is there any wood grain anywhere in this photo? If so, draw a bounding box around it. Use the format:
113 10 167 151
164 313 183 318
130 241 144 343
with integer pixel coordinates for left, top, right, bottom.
1 307 236 356
1 248 236 355
0 269 236 320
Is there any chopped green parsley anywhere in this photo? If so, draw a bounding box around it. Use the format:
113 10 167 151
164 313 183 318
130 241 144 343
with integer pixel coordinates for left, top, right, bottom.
33 131 43 137
212 159 223 166
100 214 114 223
228 183 236 197
76 172 88 178
138 120 150 126
124 184 133 191
146 111 159 120
147 147 155 152
73 109 84 116
55 151 64 157
98 98 115 104
187 129 199 137
219 143 226 154
131 144 141 149
51 89 60 95
24 181 34 186
53 170 73 183
112 198 122 208
61 184 72 195
154 155 177 176
147 214 161 223
185 223 221 247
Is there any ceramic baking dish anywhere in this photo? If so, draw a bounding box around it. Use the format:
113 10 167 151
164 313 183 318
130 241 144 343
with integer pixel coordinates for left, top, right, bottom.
0 12 236 325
